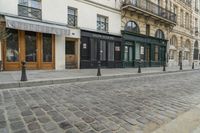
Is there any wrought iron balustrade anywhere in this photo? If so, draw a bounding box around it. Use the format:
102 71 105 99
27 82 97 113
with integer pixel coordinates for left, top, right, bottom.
121 0 177 23
18 4 42 19
68 14 77 27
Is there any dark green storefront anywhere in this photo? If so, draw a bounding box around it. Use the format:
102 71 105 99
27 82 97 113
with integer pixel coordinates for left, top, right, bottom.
122 31 167 68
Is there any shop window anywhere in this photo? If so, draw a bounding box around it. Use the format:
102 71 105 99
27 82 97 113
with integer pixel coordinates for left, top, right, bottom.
155 46 159 62
43 34 52 62
81 37 90 60
140 46 144 60
25 31 37 62
97 15 108 32
68 7 77 27
6 29 19 62
108 42 114 61
124 46 128 61
194 41 199 60
114 42 121 61
90 39 97 61
125 21 140 33
100 40 107 61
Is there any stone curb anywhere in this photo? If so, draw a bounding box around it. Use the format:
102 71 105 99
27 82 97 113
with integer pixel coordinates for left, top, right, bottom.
0 69 199 89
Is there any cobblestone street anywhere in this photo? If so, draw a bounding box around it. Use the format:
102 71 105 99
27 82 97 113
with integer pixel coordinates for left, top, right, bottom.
1 71 200 133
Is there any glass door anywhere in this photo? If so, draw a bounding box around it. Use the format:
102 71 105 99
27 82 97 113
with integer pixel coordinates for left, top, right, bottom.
25 31 38 69
124 43 134 67
4 29 20 70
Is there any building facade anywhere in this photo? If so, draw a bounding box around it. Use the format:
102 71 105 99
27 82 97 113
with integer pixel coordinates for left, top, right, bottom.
0 0 200 71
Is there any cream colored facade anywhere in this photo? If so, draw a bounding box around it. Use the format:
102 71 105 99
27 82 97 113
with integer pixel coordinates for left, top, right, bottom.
168 0 200 67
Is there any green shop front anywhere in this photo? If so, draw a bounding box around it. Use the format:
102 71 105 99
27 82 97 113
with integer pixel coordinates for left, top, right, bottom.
122 31 167 68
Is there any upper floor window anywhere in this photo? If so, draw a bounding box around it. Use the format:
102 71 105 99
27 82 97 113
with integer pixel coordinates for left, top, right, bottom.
18 0 42 19
68 7 77 27
155 29 165 39
180 9 184 27
185 13 190 29
125 21 140 33
97 15 108 32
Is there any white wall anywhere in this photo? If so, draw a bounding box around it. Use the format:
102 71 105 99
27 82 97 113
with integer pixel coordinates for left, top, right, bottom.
66 0 121 35
55 35 65 70
0 0 18 15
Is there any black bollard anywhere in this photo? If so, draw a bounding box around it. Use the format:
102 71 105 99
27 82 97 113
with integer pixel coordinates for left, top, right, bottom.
163 63 166 72
138 61 141 73
97 60 101 76
180 62 183 70
192 62 194 69
21 61 28 81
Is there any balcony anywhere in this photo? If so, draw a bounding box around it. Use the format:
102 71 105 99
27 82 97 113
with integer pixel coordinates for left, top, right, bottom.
121 0 177 25
18 4 42 19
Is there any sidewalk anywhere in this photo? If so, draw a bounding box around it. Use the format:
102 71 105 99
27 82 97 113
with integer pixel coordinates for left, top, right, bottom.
0 66 199 89
152 104 200 133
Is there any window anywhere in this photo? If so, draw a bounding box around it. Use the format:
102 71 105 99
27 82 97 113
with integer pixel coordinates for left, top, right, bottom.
97 15 108 32
66 41 75 55
155 46 159 62
18 0 41 19
194 41 199 60
180 9 184 26
146 24 150 36
6 29 19 62
185 13 189 29
68 7 77 27
125 21 140 33
169 36 177 60
155 29 165 39
25 31 37 62
43 34 52 62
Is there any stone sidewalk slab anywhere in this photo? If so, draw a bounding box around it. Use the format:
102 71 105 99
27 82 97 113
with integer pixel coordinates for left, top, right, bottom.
0 66 199 89
152 104 200 133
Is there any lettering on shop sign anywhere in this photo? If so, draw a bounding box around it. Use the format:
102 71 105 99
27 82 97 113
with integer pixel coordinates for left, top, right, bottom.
92 34 115 40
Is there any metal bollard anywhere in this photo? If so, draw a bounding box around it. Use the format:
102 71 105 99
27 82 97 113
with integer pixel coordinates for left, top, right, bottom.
163 63 166 72
97 60 101 76
180 62 183 70
21 61 28 81
138 61 141 73
192 62 194 70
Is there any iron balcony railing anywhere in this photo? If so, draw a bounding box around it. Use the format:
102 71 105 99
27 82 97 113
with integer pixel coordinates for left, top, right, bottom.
68 14 77 27
121 0 177 23
18 4 42 19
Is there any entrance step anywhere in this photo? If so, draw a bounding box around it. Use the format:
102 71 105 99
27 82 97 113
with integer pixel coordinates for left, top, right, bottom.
66 63 77 69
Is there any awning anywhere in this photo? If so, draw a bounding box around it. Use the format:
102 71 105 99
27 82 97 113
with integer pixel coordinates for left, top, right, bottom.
5 16 70 35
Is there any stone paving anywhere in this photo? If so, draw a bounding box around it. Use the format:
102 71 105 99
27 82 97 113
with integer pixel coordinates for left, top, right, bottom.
0 71 200 133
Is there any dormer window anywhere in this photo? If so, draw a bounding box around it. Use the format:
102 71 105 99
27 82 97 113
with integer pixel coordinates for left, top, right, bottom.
18 0 42 19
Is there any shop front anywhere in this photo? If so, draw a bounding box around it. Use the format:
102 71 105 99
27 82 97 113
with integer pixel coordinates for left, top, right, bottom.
122 31 167 67
80 30 122 68
0 15 70 71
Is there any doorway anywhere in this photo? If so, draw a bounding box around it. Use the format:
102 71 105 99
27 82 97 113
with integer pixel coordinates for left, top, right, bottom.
3 29 55 70
66 40 76 69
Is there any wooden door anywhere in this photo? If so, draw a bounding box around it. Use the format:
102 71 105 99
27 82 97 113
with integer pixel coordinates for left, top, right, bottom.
66 41 76 66
4 29 21 70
